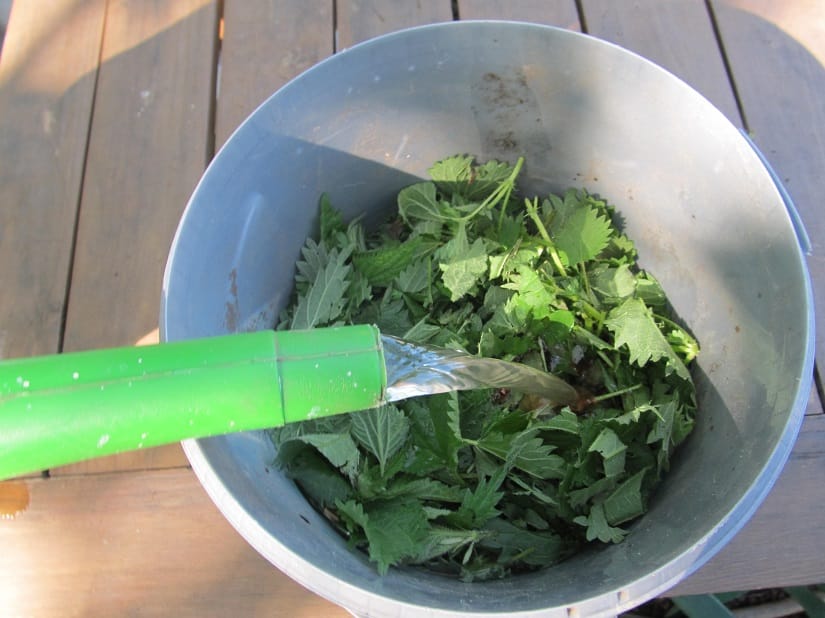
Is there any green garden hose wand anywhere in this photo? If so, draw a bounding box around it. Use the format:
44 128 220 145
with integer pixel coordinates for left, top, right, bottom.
0 325 578 480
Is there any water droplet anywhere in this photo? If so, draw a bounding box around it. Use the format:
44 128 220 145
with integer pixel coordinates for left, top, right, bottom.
97 434 110 448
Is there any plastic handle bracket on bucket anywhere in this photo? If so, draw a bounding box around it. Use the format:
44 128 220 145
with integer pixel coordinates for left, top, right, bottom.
740 129 812 255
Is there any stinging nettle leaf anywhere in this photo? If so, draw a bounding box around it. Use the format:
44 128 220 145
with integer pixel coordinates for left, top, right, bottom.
605 298 691 380
588 427 627 459
477 428 566 480
383 476 464 503
319 193 345 248
573 502 627 543
402 319 441 344
429 154 474 186
397 259 430 294
281 431 361 480
290 245 353 330
438 225 489 301
284 448 354 508
351 404 410 476
603 468 647 525
591 263 637 302
568 477 616 509
533 408 580 435
502 266 556 322
336 498 369 531
412 526 487 563
588 427 627 478
398 182 457 224
550 203 612 265
353 237 423 287
294 238 328 286
450 466 507 528
407 393 463 474
364 499 431 574
482 517 566 567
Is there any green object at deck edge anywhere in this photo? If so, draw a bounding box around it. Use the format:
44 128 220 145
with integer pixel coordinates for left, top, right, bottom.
0 325 386 479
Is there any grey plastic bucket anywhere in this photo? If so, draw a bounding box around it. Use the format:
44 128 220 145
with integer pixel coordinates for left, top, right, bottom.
160 22 814 618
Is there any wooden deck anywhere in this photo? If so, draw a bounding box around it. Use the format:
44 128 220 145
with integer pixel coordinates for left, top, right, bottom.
1 1 823 614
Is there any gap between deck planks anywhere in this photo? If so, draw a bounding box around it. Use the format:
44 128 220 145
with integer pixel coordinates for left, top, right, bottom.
0 0 106 361
581 0 741 125
710 0 825 368
335 0 453 50
458 0 580 30
53 0 221 475
216 0 333 148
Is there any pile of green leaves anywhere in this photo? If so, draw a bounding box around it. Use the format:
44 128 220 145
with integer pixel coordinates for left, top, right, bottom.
271 155 699 581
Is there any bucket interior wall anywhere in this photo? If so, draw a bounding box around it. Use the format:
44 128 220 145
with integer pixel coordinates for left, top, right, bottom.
161 23 812 617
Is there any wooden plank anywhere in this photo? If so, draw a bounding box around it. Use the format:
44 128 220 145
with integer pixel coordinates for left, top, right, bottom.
807 382 824 416
458 0 581 30
0 467 349 617
710 0 825 367
0 0 106 360
335 0 453 50
53 0 221 475
581 0 741 125
216 0 334 148
2 413 822 614
672 411 825 594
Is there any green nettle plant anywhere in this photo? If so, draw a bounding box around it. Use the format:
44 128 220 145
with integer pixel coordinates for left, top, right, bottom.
271 155 699 581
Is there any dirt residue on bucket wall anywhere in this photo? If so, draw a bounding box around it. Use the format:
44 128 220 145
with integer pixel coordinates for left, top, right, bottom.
471 70 550 162
225 268 240 332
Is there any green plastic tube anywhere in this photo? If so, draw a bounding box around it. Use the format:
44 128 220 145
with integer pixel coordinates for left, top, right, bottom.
0 325 386 480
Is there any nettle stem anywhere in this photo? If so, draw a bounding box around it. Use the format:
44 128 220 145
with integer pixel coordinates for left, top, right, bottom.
591 383 643 403
525 197 567 277
495 157 525 230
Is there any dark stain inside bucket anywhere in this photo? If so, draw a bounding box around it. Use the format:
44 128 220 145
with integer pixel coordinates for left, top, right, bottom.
225 267 240 331
0 481 30 520
471 70 553 164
